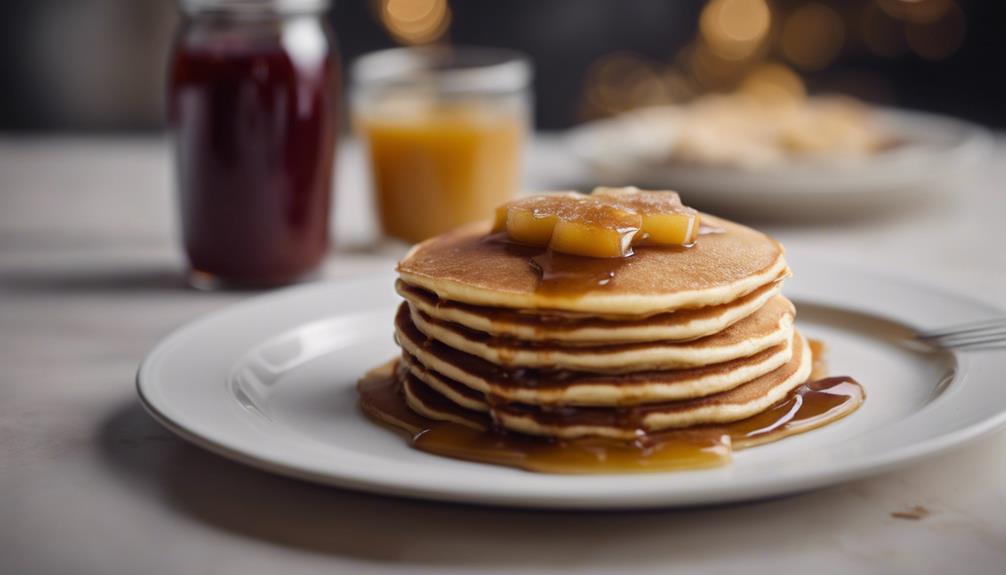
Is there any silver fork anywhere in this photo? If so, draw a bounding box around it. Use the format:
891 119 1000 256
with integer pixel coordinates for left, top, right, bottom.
915 318 1006 349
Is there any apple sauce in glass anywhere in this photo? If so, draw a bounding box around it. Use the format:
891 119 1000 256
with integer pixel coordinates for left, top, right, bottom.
352 47 531 244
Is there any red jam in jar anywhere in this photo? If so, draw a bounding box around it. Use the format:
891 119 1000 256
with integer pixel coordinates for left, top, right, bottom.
169 0 338 287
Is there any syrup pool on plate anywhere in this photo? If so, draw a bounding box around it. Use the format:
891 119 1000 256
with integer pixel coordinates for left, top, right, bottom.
358 359 864 474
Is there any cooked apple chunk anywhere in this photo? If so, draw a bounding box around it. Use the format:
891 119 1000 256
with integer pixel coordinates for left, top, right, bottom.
592 187 700 246
550 202 641 258
492 187 699 257
493 194 571 246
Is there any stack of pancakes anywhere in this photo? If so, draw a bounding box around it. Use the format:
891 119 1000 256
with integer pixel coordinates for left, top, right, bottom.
391 214 809 441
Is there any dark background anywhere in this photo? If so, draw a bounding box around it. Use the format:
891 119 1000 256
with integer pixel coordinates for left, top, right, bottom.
0 0 1002 132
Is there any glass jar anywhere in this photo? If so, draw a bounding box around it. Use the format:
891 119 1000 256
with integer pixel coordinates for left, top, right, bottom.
352 47 531 244
169 0 339 288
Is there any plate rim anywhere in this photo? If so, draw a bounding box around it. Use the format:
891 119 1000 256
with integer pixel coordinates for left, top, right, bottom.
136 264 1006 509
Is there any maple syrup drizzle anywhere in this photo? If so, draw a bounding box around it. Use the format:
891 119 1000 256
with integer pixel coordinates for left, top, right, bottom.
486 235 634 297
357 357 864 474
528 250 631 295
479 214 728 298
523 222 725 297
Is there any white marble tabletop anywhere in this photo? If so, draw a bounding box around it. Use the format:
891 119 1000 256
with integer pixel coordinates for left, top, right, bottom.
2 135 1005 575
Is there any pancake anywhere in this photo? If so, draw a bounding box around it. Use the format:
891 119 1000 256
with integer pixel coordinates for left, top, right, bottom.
398 296 796 372
397 214 787 316
401 369 487 431
402 353 492 413
402 331 813 440
398 324 796 405
397 277 785 344
401 367 487 430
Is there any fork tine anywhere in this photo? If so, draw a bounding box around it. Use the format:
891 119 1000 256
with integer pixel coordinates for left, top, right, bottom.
947 342 1006 351
942 338 1006 349
916 320 1006 340
921 329 1006 343
924 332 1006 348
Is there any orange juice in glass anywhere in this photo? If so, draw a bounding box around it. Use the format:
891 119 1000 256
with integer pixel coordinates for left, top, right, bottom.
352 47 531 244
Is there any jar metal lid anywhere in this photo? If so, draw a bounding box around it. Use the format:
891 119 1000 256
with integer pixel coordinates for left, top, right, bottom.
179 0 331 14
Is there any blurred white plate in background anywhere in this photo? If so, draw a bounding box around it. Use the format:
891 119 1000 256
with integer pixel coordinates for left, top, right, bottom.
137 261 1006 509
568 108 992 218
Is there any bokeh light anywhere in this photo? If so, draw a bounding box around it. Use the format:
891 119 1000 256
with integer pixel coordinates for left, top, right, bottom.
579 0 971 122
377 0 451 45
861 2 909 58
905 1 965 60
582 53 684 116
699 0 772 61
782 3 846 71
739 62 807 104
689 41 750 88
878 0 953 24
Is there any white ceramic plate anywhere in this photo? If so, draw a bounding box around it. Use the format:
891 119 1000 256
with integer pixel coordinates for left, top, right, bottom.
137 259 1006 509
567 109 992 218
